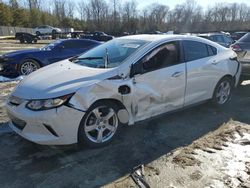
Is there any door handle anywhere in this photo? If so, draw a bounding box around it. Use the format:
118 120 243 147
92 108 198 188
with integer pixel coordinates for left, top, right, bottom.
171 71 183 78
212 60 219 65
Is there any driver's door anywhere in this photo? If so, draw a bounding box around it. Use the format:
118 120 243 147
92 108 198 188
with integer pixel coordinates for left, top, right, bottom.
130 41 186 122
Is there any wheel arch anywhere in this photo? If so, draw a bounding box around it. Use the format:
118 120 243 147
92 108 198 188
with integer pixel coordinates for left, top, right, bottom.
77 98 129 147
221 74 235 85
18 58 43 75
92 98 127 110
21 58 43 67
87 98 130 125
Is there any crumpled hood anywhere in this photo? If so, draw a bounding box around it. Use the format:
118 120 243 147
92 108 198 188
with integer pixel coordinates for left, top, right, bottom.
12 60 114 99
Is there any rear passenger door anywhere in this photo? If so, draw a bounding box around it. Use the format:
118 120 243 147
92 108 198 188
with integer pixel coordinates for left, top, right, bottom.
183 40 218 106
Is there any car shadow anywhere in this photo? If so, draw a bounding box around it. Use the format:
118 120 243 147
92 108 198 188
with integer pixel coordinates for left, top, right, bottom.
0 83 249 188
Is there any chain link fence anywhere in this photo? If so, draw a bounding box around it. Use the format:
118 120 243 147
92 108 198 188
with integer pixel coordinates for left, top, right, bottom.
0 26 33 36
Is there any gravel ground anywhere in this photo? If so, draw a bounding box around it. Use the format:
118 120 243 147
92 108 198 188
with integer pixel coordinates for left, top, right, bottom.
105 120 250 188
0 39 51 55
0 81 249 188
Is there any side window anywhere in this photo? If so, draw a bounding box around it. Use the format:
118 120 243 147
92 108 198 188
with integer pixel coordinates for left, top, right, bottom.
210 35 224 43
207 45 217 56
79 41 96 48
63 41 76 49
223 36 233 43
239 33 250 42
140 41 180 72
183 41 210 61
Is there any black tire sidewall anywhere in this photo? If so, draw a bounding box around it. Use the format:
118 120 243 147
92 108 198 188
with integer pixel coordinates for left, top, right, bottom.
18 59 41 75
212 77 233 106
36 31 41 36
78 101 121 148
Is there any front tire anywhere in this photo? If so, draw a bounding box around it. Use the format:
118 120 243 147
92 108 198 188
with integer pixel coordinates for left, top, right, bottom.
212 77 233 106
78 101 121 148
19 59 40 75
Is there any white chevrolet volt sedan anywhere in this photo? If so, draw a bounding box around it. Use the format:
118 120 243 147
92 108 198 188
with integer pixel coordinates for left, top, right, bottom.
6 35 241 147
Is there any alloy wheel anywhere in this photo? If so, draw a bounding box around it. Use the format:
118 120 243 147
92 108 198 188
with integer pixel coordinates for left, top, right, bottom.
20 61 39 75
216 80 231 104
84 106 118 143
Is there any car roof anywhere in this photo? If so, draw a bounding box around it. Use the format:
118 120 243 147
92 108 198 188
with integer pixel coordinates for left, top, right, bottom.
119 34 197 41
234 31 247 34
57 38 101 43
119 34 226 51
119 34 218 43
197 33 225 37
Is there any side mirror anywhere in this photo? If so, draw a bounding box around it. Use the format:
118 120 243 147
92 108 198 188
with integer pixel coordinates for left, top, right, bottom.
130 63 143 77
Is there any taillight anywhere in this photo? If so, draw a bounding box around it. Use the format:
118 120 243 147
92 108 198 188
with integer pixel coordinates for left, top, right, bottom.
230 44 242 52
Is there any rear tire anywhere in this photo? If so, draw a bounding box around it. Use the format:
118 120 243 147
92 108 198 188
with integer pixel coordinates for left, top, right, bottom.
78 101 121 148
212 77 233 107
19 39 25 43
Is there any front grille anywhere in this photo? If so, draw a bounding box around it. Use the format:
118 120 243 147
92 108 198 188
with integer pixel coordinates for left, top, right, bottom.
8 113 26 130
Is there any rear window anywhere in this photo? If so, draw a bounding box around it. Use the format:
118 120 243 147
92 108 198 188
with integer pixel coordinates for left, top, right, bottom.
207 45 217 56
183 41 209 62
239 33 250 42
210 35 224 43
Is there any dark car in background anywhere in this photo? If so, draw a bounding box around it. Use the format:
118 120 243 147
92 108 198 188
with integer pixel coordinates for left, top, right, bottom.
15 32 40 44
231 32 250 79
81 31 114 42
198 33 234 48
0 39 101 77
231 31 247 41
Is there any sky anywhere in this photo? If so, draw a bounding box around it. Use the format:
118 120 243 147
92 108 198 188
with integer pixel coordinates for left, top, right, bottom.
137 0 250 10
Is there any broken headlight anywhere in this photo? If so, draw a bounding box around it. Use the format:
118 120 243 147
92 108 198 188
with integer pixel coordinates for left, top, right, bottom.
26 94 73 111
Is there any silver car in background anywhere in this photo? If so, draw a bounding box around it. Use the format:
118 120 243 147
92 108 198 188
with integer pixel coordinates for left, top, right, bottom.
33 25 61 36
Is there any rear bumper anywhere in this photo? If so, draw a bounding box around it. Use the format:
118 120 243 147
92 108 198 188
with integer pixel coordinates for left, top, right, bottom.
241 62 250 76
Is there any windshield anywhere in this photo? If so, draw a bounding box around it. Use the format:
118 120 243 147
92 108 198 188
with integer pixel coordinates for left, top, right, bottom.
41 40 62 51
74 38 148 68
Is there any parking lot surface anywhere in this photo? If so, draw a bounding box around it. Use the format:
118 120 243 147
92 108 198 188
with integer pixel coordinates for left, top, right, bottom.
0 79 249 187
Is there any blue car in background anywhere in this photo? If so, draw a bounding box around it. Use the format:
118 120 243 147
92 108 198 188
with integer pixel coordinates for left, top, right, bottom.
0 39 101 77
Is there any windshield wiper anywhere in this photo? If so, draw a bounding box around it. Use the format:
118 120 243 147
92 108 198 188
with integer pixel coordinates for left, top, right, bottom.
76 57 103 60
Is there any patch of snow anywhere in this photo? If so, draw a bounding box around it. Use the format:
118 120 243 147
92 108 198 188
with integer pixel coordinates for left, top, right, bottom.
242 80 250 85
0 76 24 82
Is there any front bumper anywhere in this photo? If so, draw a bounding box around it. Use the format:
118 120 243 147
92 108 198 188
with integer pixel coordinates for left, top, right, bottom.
6 101 85 145
0 62 19 78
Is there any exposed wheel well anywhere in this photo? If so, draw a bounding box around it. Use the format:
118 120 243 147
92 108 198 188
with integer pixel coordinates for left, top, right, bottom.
222 74 235 86
91 98 127 111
